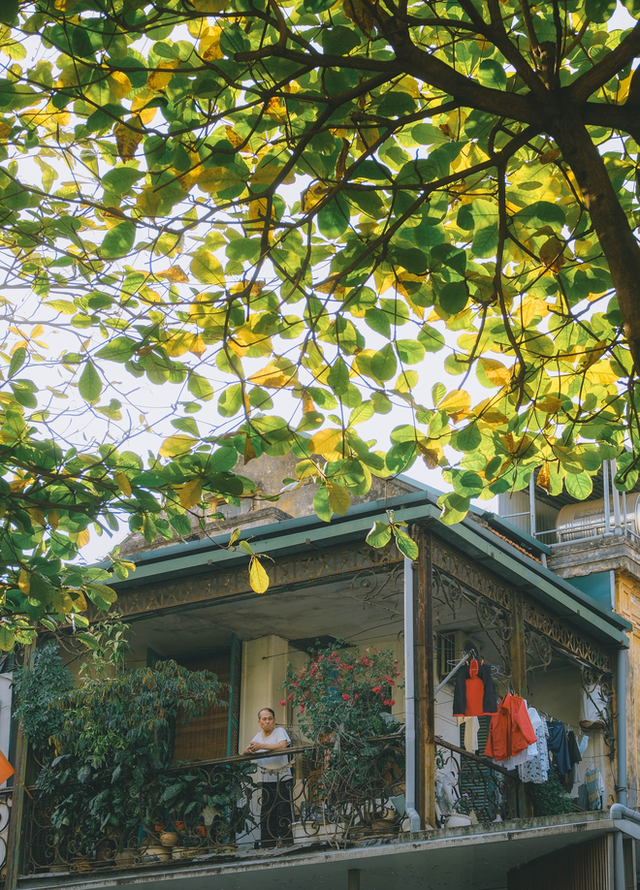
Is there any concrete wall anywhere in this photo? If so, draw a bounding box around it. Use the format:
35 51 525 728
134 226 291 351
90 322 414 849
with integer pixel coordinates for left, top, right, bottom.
615 571 640 808
239 635 290 750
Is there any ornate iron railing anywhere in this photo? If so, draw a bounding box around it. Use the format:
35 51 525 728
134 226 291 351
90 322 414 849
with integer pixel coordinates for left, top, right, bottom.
22 734 405 876
435 737 519 827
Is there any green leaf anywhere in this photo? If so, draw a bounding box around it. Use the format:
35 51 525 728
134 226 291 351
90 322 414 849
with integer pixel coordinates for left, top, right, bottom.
327 357 350 396
318 194 350 239
8 346 26 378
477 59 507 89
565 472 593 500
393 529 419 560
100 221 136 259
370 344 397 382
0 0 18 25
366 520 392 548
78 362 102 404
439 493 470 525
190 251 224 285
396 339 425 364
95 337 137 362
313 483 332 522
188 373 214 401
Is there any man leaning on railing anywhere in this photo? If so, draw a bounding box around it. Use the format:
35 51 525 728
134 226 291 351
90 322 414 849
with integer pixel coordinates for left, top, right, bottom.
244 708 293 848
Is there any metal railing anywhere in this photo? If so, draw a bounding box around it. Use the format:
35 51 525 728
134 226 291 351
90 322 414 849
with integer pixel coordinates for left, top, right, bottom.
22 734 405 876
434 738 519 827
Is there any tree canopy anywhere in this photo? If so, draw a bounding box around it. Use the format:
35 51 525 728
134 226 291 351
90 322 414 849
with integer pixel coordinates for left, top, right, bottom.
0 0 639 645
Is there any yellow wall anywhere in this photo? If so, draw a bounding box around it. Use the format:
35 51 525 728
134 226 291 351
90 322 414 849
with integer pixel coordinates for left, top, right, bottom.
239 635 290 750
615 572 640 807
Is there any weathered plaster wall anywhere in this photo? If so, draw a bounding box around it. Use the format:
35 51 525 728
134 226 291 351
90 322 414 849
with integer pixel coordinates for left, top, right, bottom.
615 571 640 808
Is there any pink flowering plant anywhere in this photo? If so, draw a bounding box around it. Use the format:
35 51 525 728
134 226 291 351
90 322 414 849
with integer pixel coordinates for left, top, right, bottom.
281 644 401 743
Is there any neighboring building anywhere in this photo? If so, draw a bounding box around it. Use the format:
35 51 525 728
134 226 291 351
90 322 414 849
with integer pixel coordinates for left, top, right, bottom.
3 456 638 890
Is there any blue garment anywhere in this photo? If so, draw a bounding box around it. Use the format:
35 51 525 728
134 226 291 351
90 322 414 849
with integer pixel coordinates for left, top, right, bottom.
546 720 571 774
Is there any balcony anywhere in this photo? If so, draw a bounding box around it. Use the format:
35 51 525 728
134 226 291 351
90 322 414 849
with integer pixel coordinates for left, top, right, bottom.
22 734 406 878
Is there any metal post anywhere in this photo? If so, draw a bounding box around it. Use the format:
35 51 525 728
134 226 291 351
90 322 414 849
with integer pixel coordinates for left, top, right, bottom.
529 472 536 538
348 869 361 890
403 556 421 831
612 459 622 535
603 461 612 536
415 526 435 828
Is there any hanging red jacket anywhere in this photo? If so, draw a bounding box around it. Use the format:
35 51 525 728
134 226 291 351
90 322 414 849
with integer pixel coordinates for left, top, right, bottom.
484 693 537 762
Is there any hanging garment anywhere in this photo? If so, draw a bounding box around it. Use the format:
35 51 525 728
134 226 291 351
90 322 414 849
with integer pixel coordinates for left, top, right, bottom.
484 693 537 763
457 715 480 753
452 658 498 717
518 708 549 784
546 720 571 775
580 685 606 732
585 768 603 810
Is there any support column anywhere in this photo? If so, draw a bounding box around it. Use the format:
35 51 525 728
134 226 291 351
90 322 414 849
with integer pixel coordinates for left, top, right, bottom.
510 591 527 696
348 868 361 890
415 526 435 828
509 592 528 817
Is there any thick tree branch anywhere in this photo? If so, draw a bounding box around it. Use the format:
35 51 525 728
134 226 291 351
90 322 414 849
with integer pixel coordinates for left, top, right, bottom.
551 107 640 373
568 20 640 103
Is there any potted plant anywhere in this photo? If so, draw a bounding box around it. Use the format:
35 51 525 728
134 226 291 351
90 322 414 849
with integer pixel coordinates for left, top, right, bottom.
17 641 227 864
281 644 404 838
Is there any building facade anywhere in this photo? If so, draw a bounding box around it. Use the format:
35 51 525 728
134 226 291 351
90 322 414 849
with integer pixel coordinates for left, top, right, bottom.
2 457 638 890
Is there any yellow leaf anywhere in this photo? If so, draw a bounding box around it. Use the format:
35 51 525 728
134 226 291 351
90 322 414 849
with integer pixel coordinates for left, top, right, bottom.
309 428 342 455
417 441 442 469
159 435 197 458
225 126 243 148
161 265 189 283
265 97 288 121
520 298 549 327
178 479 203 510
200 27 223 60
109 71 132 99
28 508 46 527
114 471 132 497
53 590 75 613
115 117 143 161
147 60 179 91
326 480 351 515
479 358 511 387
301 182 328 213
49 510 59 530
76 528 90 548
585 360 619 385
18 569 30 595
438 389 471 415
539 236 565 272
248 365 295 389
537 463 551 492
536 396 563 415
249 556 270 594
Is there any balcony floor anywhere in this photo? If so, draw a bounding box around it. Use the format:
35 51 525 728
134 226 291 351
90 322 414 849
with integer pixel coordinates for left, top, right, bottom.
18 811 620 890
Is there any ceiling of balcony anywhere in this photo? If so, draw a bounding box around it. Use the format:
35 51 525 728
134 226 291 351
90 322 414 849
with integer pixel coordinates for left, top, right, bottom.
127 567 404 663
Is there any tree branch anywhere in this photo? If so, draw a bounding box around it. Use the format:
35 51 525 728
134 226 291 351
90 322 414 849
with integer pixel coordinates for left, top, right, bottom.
551 107 640 373
568 20 640 103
